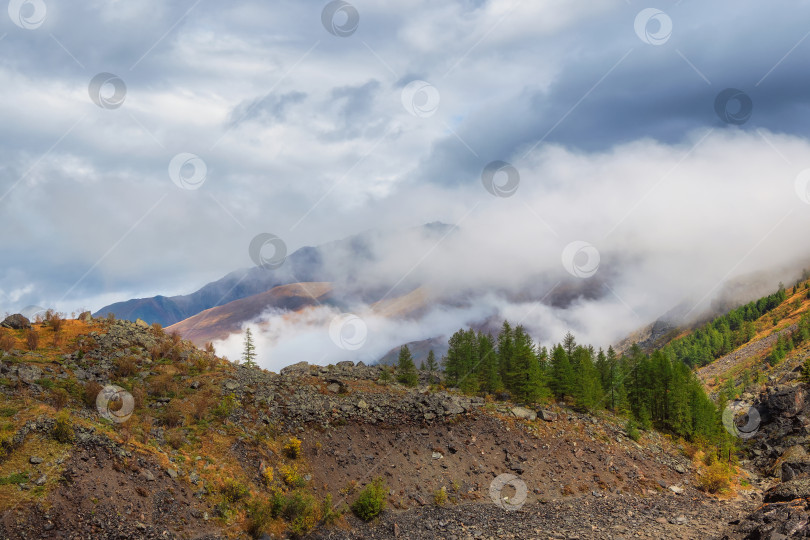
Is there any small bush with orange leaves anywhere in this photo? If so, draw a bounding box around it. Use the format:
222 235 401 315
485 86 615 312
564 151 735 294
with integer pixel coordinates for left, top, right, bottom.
696 462 732 494
0 330 15 352
83 381 103 408
25 329 39 350
115 356 138 378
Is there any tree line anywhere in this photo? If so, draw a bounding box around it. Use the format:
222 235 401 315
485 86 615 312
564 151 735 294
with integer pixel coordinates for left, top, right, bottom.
438 321 723 443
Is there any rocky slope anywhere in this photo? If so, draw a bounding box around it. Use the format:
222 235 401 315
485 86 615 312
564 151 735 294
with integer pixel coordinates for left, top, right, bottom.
0 315 760 539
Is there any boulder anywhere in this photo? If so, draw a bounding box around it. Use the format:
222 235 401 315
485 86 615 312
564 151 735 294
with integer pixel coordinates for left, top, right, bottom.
511 407 537 421
765 478 810 502
767 385 805 418
1 314 31 330
336 361 355 368
537 409 557 422
17 364 43 384
281 361 310 377
78 311 92 322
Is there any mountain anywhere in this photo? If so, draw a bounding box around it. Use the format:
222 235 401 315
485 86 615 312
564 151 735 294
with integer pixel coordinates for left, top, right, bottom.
94 222 456 327
165 282 335 345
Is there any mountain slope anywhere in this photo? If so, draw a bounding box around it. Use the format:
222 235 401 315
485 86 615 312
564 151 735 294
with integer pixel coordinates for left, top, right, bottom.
94 223 455 327
165 282 335 345
0 315 758 539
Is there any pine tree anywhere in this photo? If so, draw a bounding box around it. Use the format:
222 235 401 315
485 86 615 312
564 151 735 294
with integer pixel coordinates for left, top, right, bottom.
242 328 257 367
397 345 418 387
497 321 515 392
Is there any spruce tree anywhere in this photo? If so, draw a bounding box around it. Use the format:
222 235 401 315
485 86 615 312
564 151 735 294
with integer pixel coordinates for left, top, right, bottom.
477 332 501 394
497 321 515 391
242 327 257 367
396 345 418 387
549 344 575 398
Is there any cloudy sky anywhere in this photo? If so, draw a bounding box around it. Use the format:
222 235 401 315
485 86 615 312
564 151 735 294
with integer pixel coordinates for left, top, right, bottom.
3 0 810 364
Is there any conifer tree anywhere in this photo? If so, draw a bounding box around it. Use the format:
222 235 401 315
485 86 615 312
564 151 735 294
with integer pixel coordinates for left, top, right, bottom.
477 331 501 394
242 328 257 367
396 345 418 387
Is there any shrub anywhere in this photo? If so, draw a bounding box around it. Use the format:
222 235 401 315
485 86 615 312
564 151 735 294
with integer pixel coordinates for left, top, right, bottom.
151 322 163 336
697 462 732 493
161 403 183 428
52 411 74 443
148 373 176 398
282 490 320 536
191 391 215 421
280 464 306 488
283 437 302 459
321 494 343 526
116 356 138 378
50 388 69 410
245 498 274 539
212 394 237 419
25 329 39 350
220 479 250 503
351 477 387 521
83 381 103 408
0 330 14 352
261 465 274 486
165 429 185 449
49 313 64 335
433 486 448 506
626 420 641 442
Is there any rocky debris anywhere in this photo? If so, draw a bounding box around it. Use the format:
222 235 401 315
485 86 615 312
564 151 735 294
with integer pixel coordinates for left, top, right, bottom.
722 381 810 538
1 314 31 330
310 488 753 540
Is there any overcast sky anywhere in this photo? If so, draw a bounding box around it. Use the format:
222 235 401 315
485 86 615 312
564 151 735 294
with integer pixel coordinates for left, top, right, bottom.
3 1 810 357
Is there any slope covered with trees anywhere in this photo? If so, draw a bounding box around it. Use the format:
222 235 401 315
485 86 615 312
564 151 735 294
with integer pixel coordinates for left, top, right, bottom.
441 323 724 444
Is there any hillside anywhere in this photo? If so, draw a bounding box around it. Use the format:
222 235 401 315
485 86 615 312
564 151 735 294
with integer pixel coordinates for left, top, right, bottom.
0 314 761 539
166 283 335 346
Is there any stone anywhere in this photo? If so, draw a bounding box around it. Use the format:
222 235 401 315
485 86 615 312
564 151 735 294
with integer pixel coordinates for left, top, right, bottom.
668 485 684 494
135 319 149 328
357 399 369 409
765 478 810 502
537 409 557 422
767 385 805 418
34 475 47 486
1 314 31 330
511 407 537 421
167 468 178 479
224 380 239 390
336 361 355 368
327 383 341 393
29 456 43 464
281 361 310 376
17 364 43 384
432 452 443 459
78 311 92 322
142 469 155 481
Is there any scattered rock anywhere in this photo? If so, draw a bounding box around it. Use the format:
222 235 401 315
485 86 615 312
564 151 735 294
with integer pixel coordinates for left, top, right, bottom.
29 456 43 465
